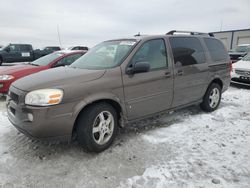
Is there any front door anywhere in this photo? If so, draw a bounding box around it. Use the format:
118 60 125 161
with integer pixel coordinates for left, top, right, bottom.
122 38 174 120
7 44 22 62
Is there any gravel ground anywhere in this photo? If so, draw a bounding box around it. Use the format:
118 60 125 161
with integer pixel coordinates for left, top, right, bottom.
0 86 249 188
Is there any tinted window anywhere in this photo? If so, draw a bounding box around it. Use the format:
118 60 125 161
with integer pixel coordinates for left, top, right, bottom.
20 45 32 52
72 46 88 51
55 53 83 66
9 44 20 52
204 38 228 62
130 39 168 70
44 47 61 51
169 37 205 66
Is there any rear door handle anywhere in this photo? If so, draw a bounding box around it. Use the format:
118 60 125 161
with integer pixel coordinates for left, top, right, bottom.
177 70 183 76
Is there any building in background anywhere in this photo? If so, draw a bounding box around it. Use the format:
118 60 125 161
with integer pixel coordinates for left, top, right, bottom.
212 29 250 50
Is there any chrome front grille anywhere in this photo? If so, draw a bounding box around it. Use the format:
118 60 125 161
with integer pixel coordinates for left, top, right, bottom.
9 91 19 104
235 69 250 76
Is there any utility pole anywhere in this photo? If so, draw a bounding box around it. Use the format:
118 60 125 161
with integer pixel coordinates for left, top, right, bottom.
57 25 62 47
220 20 223 31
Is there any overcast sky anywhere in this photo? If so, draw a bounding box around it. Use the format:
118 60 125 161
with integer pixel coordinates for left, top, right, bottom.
0 0 249 48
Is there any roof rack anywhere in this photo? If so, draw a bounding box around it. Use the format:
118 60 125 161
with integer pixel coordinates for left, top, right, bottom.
166 30 214 37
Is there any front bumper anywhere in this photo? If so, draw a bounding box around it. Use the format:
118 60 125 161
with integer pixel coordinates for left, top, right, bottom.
231 71 250 86
6 86 78 140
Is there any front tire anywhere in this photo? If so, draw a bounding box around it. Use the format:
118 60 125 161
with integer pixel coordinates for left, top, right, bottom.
200 83 222 112
76 102 118 152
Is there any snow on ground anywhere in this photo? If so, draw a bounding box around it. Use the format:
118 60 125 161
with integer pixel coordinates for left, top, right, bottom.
0 86 249 188
120 87 250 188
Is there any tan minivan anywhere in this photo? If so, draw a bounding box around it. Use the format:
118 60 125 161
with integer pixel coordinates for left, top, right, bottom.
7 31 231 152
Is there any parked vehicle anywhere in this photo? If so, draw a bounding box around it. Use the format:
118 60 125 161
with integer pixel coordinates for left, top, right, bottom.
231 53 250 86
43 46 61 51
7 30 231 152
0 50 85 93
229 44 250 63
0 44 60 65
67 46 89 52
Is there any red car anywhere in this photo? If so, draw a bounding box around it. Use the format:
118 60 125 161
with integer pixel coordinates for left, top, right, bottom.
0 50 85 93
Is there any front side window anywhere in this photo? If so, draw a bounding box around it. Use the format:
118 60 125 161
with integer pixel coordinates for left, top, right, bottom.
9 45 20 52
130 39 168 70
70 40 136 69
169 37 205 66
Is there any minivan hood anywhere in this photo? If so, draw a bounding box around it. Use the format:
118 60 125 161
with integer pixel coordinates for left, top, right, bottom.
12 67 106 92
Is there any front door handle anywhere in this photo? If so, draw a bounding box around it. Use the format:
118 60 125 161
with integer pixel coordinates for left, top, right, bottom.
164 72 171 78
177 70 183 76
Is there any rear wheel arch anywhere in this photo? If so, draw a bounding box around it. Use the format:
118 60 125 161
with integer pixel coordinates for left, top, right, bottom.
201 81 222 112
210 78 223 90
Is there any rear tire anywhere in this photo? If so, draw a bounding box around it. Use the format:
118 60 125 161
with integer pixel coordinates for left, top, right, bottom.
76 102 118 152
200 83 222 112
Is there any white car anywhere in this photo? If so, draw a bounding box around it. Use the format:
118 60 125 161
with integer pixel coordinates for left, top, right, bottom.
231 53 250 86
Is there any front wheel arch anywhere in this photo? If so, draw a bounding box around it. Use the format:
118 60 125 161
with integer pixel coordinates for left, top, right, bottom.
75 101 119 152
72 99 123 139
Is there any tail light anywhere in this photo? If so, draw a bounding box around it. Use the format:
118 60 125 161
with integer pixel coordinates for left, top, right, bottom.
229 60 233 71
229 60 233 78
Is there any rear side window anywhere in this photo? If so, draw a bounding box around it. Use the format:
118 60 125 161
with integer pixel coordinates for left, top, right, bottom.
169 37 205 66
20 45 32 52
204 38 228 62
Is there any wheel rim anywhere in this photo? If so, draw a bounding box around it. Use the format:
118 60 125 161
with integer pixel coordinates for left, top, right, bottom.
209 88 220 108
92 111 114 145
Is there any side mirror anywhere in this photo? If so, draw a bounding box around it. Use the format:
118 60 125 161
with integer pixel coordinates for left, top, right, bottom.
126 61 150 75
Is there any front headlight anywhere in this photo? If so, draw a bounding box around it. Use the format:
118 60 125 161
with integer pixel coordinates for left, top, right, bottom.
0 75 14 80
25 89 63 106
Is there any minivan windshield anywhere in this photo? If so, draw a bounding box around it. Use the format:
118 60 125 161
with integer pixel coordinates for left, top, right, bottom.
70 40 137 69
31 52 64 66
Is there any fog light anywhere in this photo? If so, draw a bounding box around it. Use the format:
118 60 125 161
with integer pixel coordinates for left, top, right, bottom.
27 113 34 122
